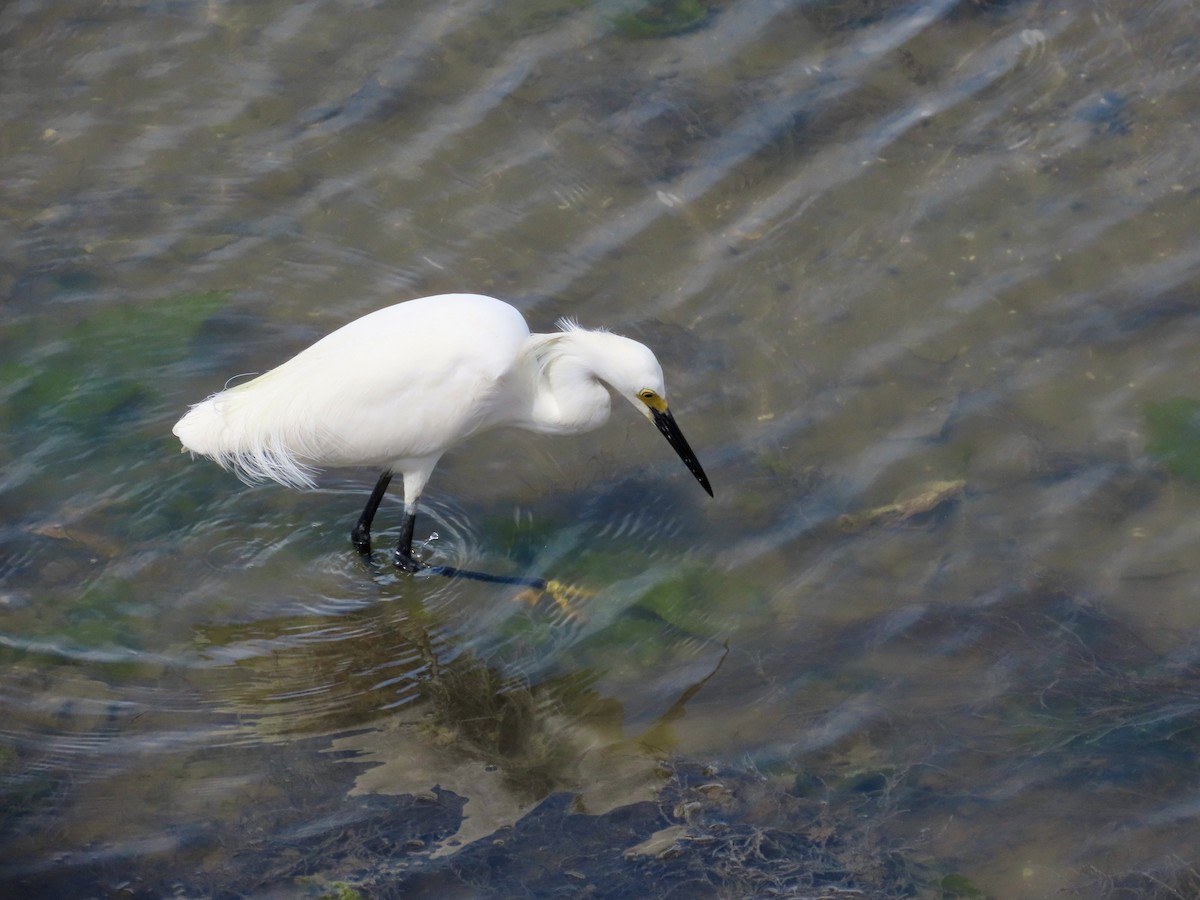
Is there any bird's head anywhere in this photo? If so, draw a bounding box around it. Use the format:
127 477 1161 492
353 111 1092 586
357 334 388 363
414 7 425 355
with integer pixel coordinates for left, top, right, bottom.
573 330 713 498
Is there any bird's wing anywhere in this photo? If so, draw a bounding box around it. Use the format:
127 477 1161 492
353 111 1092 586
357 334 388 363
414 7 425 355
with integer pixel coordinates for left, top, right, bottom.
174 295 533 481
282 297 531 466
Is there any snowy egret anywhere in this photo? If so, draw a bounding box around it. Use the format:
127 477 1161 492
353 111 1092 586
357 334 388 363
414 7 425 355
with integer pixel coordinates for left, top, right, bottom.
173 293 712 571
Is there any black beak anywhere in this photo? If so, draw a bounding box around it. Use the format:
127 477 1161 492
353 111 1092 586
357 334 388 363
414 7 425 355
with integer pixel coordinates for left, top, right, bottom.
651 407 713 497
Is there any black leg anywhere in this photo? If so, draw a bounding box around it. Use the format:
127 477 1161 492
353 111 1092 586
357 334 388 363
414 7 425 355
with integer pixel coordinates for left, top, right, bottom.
352 471 392 554
395 510 420 573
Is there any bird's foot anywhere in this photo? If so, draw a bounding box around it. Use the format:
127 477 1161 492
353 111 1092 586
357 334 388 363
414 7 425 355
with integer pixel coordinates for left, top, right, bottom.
351 527 372 555
394 551 423 573
512 579 595 621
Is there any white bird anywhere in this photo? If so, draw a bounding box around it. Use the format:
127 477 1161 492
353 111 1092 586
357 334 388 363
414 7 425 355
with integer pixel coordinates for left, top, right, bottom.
173 293 712 571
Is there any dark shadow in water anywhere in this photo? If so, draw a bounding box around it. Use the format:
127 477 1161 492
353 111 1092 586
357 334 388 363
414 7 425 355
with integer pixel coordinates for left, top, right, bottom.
424 563 548 591
0 636 930 899
358 538 602 620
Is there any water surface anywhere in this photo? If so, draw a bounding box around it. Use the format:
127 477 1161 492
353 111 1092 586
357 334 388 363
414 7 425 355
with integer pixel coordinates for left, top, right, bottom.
4 0 1200 896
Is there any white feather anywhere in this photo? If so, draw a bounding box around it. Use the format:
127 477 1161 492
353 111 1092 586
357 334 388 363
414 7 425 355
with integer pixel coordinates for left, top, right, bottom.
173 293 712 560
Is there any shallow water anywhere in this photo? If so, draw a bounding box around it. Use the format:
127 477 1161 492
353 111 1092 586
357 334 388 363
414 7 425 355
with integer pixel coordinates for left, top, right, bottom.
4 0 1200 896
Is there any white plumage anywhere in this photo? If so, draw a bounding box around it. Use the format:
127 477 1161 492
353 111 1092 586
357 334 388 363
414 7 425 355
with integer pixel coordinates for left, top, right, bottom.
174 293 712 570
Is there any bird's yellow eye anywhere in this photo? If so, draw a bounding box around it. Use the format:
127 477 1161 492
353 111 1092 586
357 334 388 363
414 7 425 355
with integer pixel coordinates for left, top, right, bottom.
638 389 668 413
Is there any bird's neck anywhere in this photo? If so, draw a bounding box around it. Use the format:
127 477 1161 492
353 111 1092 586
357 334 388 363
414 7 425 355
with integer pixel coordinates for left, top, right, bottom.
523 333 613 434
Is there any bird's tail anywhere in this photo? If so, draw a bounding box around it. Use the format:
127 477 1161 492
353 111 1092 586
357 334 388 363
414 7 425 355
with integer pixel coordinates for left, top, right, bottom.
173 383 320 489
